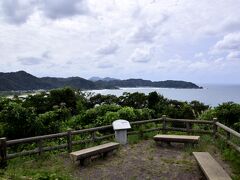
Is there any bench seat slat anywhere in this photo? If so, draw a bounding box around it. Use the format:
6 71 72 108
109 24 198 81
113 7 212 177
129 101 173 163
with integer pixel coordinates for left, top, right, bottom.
70 142 119 161
193 152 231 180
154 135 200 143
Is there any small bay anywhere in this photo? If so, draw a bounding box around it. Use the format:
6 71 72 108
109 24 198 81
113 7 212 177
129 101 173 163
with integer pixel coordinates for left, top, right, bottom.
85 84 240 107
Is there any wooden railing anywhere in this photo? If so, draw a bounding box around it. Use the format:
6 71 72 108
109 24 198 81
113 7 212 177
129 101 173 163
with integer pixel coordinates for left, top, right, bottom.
0 115 239 167
0 125 113 167
215 121 240 153
128 115 213 136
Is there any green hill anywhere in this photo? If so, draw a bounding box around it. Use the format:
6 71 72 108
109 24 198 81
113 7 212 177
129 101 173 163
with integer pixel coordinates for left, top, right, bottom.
0 71 202 91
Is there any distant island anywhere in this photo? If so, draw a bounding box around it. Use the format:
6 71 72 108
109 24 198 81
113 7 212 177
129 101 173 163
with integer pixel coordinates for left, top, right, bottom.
0 71 202 91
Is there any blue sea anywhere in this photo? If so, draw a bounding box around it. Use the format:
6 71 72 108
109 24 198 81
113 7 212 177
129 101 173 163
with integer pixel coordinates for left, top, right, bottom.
85 84 240 107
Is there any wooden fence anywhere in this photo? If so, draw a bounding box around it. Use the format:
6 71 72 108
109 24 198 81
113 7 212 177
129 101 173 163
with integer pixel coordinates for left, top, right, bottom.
0 115 239 167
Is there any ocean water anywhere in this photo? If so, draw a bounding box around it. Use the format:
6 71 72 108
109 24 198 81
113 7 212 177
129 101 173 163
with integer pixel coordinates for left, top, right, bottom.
85 84 240 107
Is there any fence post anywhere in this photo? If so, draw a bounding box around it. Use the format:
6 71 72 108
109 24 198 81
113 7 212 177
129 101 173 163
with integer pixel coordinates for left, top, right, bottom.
92 131 97 142
186 122 190 135
213 118 218 139
162 115 167 134
0 137 7 168
38 139 43 155
67 130 72 153
226 131 231 147
139 125 144 139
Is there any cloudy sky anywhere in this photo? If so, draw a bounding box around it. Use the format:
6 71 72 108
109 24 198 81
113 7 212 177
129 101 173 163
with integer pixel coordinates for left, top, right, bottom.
0 0 240 84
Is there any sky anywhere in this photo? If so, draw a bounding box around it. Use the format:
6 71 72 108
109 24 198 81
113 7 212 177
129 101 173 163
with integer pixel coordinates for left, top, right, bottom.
0 0 240 84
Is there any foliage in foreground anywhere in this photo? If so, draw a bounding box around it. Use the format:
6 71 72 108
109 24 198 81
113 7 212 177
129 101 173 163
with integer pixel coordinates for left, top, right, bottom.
0 87 240 140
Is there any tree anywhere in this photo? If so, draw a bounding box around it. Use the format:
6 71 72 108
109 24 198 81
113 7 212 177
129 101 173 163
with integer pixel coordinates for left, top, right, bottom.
190 100 209 118
163 102 194 128
49 87 77 114
88 94 118 107
215 102 240 127
23 92 51 114
148 92 168 117
119 92 147 108
148 91 160 109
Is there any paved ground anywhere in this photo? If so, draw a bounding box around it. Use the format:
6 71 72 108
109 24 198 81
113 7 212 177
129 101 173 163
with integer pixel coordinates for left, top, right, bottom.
66 140 208 180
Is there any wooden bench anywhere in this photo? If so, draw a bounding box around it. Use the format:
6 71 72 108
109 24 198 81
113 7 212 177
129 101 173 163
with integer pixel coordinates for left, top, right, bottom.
193 152 231 180
153 134 200 146
69 142 119 165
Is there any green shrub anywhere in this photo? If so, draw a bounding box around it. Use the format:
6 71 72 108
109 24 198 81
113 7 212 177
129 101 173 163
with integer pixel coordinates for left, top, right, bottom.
23 92 51 114
198 109 216 120
134 108 153 120
0 102 40 139
96 111 120 126
49 87 78 114
89 94 118 107
117 107 137 121
36 108 71 134
79 104 121 126
119 92 147 108
215 102 240 128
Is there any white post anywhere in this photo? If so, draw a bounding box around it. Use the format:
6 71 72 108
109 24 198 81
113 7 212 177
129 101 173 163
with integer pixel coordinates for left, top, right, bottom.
112 120 131 145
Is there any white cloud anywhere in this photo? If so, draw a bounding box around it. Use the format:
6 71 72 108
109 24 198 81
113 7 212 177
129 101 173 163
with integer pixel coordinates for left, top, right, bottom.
129 45 153 63
97 42 119 55
188 61 209 70
97 62 114 69
18 57 43 65
0 0 89 24
39 0 89 19
211 32 240 61
0 0 37 24
157 58 189 71
194 52 204 58
213 32 240 53
128 14 168 43
227 51 240 60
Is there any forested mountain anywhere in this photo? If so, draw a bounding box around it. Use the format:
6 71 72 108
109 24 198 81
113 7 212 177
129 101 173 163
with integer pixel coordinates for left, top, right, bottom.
0 71 201 91
94 79 201 89
89 76 119 82
0 71 96 91
0 71 52 91
41 77 97 90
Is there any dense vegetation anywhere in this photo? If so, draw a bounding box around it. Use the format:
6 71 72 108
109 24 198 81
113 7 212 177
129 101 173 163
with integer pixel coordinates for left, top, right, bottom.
1 87 240 179
0 87 239 140
0 71 201 91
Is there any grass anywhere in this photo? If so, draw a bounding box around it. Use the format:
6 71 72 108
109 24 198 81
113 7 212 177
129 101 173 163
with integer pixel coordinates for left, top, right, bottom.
128 134 140 144
215 138 240 180
0 153 75 180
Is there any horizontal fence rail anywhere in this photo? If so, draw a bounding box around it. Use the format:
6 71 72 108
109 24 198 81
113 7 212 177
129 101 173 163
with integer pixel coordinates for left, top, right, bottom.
0 115 239 168
216 122 240 139
215 122 240 153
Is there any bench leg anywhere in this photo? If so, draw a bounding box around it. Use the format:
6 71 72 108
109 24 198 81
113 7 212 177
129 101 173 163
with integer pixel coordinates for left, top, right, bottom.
162 141 171 147
80 157 91 166
102 149 117 158
155 141 172 147
184 143 194 148
165 142 171 146
155 141 162 146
